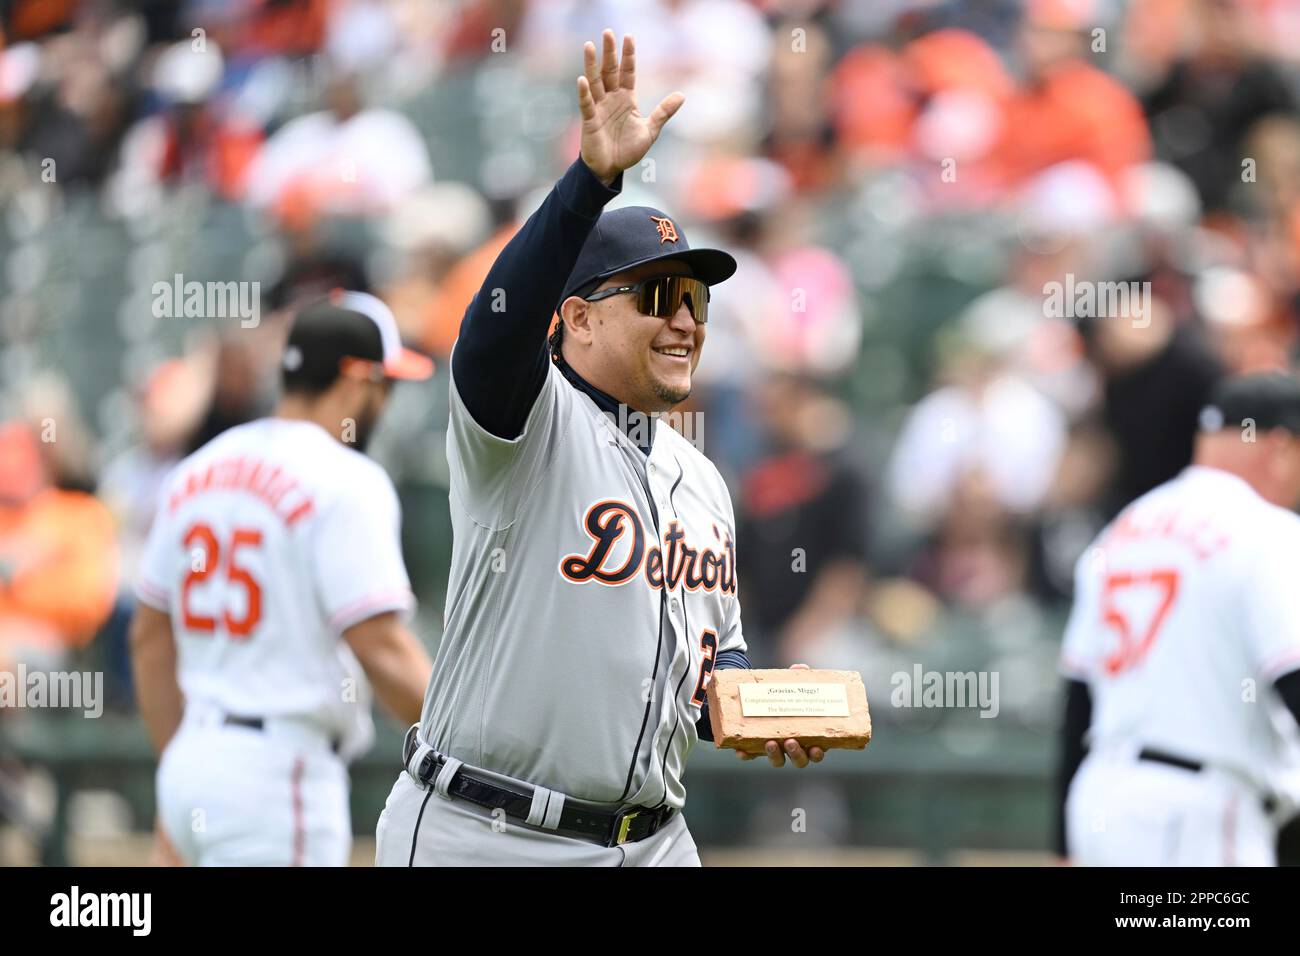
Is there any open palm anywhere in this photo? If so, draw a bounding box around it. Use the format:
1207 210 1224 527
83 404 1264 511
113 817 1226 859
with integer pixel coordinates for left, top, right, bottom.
577 30 684 185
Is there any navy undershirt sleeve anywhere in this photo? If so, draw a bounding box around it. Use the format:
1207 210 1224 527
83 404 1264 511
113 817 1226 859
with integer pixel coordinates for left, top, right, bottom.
450 158 622 440
1055 678 1092 857
1276 669 1300 733
695 649 751 742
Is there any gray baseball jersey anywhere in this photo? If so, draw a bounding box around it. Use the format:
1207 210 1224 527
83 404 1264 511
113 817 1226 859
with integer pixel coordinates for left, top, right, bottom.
417 357 745 808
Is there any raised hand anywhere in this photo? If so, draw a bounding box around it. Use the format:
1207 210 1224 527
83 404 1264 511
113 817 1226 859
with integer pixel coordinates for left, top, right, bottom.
577 30 684 186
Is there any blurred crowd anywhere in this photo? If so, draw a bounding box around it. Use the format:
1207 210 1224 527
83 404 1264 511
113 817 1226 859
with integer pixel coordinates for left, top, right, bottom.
3 0 1300 732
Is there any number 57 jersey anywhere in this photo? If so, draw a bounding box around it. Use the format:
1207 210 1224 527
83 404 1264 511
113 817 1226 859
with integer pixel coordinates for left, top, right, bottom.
135 418 416 758
1061 465 1300 778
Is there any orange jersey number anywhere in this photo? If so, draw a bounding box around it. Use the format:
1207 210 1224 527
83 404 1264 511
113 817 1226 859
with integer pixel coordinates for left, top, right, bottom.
1101 569 1179 675
181 522 264 639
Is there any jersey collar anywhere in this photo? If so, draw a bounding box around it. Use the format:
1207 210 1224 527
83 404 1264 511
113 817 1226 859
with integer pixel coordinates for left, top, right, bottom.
1180 464 1257 498
554 355 657 456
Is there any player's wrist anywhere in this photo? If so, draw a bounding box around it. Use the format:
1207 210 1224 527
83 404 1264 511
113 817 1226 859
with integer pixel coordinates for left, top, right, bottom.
563 156 622 218
579 153 618 188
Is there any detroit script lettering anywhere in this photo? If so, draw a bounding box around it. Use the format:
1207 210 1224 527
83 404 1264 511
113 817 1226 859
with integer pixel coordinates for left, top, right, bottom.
560 500 736 594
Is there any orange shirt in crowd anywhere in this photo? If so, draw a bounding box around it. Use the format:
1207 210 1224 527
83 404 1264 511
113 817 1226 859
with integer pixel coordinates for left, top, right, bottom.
0 488 119 650
419 223 519 360
990 61 1152 194
240 0 330 57
832 31 1150 201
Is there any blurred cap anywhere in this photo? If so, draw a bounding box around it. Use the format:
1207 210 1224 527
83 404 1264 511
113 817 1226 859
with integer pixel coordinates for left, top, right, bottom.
1017 160 1118 242
284 290 433 385
1194 267 1269 328
1121 162 1201 233
0 43 41 103
153 40 224 105
1199 373 1300 435
380 182 491 254
560 206 737 305
956 288 1042 358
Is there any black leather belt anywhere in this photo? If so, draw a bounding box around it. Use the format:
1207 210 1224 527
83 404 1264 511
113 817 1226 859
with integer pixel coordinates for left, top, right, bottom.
1138 746 1277 815
402 726 675 848
1138 747 1202 773
223 714 340 754
224 714 265 732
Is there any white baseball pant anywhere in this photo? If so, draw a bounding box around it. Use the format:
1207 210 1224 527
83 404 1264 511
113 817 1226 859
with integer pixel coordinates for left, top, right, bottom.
1066 750 1276 866
156 705 351 866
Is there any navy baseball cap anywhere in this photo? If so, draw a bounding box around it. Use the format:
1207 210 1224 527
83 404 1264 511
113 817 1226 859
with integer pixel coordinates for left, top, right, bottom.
1198 372 1300 435
283 290 433 388
559 205 737 307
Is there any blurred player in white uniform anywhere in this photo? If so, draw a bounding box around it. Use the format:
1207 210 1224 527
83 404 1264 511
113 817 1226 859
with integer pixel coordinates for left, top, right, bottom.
130 292 434 866
1058 373 1300 866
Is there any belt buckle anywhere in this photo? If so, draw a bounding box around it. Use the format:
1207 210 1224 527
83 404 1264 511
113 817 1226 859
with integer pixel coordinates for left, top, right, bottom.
610 808 642 847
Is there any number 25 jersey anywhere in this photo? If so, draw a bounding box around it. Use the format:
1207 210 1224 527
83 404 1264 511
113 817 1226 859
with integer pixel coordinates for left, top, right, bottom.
136 418 415 757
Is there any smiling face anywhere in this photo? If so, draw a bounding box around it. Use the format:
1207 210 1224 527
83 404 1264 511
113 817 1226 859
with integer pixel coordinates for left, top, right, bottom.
558 259 706 413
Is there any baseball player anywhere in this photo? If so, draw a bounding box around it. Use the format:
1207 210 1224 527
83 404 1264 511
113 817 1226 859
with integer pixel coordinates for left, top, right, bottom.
1058 372 1300 865
130 292 434 866
375 31 823 868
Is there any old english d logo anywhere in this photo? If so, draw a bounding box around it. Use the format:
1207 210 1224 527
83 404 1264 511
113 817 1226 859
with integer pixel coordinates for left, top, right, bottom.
650 216 679 244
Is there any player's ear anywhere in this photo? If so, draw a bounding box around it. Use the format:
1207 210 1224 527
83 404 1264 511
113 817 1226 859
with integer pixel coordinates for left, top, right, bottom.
329 365 371 408
560 296 595 346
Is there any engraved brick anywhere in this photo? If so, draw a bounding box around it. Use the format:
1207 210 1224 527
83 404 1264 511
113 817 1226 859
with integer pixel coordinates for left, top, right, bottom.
705 668 872 754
